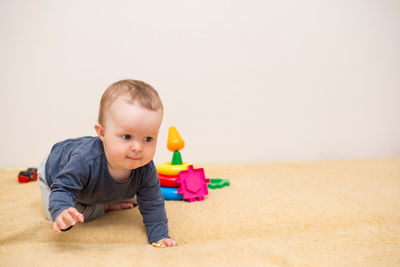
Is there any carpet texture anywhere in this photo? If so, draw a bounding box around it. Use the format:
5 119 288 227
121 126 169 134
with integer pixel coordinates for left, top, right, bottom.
1 159 399 266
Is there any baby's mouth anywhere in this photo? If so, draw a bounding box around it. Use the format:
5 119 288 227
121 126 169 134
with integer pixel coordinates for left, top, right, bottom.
127 155 141 160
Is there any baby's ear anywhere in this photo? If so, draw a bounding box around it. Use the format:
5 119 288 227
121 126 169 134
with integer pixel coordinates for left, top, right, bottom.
94 123 105 140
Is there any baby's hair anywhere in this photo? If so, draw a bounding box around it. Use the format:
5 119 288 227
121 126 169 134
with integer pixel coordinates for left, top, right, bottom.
98 79 163 126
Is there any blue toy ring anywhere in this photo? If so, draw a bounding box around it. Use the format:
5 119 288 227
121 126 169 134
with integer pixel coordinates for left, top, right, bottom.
160 187 183 201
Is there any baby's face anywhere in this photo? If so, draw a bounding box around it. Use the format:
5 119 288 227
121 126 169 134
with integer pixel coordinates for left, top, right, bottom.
99 96 163 173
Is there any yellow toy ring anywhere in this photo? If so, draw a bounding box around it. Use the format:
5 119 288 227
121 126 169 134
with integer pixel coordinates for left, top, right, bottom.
157 161 194 176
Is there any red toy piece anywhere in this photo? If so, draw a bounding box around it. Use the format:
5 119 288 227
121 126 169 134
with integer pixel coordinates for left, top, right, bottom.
158 173 179 187
18 168 38 183
176 165 210 202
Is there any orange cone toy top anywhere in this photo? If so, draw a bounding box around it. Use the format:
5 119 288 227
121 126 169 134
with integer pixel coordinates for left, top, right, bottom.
167 126 185 152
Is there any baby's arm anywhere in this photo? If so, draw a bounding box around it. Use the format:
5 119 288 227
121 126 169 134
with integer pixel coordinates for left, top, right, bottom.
137 162 177 246
53 207 84 233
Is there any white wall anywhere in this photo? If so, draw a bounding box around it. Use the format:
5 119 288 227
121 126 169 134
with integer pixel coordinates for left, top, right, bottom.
1 0 399 167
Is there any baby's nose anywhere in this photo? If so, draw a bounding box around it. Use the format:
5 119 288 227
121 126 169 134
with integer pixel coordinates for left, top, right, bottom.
131 141 142 152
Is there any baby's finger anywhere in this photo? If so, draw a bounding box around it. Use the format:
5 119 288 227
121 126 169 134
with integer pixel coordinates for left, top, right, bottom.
68 208 84 223
165 239 177 247
55 217 66 231
157 238 177 247
53 222 61 233
62 211 76 226
77 213 84 223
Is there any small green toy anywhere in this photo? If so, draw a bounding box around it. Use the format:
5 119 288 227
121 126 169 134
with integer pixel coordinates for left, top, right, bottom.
208 178 230 189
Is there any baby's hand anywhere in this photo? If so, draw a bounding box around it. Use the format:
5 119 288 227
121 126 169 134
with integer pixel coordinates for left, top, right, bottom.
53 207 84 233
154 238 178 248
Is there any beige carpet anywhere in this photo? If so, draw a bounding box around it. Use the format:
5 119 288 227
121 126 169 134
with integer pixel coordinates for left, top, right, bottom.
1 159 399 266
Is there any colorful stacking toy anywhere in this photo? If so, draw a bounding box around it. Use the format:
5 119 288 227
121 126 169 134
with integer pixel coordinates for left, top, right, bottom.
157 127 210 202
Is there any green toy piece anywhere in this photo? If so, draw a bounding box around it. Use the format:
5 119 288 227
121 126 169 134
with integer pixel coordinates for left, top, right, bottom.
207 178 230 189
171 150 183 165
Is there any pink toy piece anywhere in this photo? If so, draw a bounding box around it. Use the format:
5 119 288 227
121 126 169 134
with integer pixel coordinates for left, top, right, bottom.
176 165 210 202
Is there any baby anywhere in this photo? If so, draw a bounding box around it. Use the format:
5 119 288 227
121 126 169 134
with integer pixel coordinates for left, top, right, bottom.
37 79 177 247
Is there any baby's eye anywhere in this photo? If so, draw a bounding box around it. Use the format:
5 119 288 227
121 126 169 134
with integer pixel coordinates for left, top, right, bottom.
144 137 153 142
122 135 131 140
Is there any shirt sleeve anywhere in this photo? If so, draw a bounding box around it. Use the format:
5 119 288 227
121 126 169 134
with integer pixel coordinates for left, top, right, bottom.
136 161 170 243
48 152 90 221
